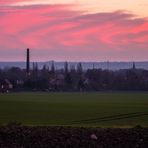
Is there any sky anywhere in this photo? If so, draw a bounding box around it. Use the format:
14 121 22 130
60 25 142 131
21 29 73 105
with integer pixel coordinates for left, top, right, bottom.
0 0 148 61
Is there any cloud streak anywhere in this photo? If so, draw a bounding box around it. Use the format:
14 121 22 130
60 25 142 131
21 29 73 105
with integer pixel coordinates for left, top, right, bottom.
0 5 148 61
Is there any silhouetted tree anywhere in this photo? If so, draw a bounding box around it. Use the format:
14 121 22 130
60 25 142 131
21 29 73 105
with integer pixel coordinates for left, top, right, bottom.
64 61 68 74
51 61 55 74
77 62 83 75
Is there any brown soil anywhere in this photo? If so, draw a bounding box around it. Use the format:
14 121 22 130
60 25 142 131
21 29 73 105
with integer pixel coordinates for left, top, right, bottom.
0 126 148 148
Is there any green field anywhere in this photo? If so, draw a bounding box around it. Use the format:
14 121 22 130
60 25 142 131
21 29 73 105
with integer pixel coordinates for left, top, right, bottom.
0 92 148 127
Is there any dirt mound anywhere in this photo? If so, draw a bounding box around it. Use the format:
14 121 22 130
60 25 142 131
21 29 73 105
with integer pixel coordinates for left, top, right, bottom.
0 126 148 148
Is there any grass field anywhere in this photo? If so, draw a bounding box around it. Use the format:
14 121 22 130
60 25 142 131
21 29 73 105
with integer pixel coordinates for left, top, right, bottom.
0 92 148 127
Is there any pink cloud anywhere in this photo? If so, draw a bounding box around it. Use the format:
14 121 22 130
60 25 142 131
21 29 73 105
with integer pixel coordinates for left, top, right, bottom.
0 5 148 61
0 0 35 6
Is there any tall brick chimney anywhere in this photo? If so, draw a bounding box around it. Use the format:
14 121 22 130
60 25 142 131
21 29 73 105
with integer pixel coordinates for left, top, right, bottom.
26 48 30 75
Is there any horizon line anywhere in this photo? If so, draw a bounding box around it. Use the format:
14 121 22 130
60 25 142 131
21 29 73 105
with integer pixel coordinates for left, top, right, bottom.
0 60 148 63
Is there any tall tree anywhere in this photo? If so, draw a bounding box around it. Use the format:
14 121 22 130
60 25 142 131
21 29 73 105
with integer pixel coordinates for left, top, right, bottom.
64 61 68 74
77 62 83 75
51 61 55 74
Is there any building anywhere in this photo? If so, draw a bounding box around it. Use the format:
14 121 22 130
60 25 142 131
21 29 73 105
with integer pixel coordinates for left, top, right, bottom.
26 48 30 75
0 79 13 93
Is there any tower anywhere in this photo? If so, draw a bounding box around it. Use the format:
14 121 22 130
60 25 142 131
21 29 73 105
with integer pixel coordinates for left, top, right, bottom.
132 62 136 70
26 48 30 75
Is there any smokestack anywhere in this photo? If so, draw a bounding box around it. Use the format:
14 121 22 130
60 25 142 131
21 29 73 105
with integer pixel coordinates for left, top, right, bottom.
26 48 30 75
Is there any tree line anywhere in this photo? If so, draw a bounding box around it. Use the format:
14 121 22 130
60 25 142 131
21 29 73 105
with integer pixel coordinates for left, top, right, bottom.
0 62 148 92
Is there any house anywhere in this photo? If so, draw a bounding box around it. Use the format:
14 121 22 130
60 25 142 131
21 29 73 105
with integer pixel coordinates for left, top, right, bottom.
0 79 13 93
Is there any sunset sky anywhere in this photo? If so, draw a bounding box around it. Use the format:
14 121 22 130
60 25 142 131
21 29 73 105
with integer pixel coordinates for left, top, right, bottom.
0 0 148 61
